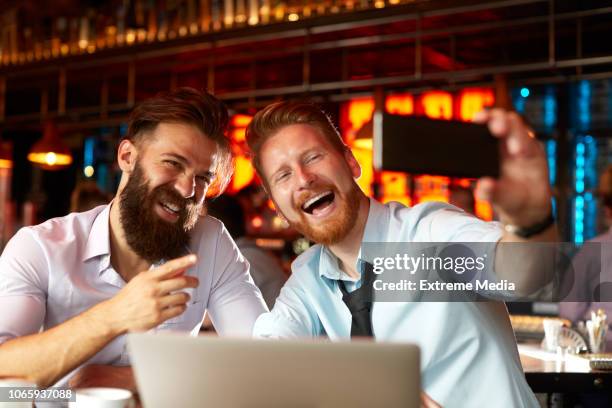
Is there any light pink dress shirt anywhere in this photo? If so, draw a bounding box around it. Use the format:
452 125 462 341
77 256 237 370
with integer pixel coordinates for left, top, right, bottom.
0 204 267 385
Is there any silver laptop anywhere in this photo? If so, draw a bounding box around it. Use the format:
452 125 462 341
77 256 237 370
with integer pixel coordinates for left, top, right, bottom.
128 333 420 408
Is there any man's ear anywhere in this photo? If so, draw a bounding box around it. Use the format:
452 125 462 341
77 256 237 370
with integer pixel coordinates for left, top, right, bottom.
344 148 362 179
117 139 138 173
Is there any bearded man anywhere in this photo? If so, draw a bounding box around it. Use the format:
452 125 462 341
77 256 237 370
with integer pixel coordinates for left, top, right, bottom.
0 88 267 389
246 102 555 407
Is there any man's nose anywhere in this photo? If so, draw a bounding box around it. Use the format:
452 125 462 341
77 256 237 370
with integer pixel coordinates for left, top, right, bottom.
174 173 196 198
296 165 316 189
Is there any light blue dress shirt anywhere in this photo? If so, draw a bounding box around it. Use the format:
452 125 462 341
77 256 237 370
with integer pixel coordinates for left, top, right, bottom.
254 198 538 408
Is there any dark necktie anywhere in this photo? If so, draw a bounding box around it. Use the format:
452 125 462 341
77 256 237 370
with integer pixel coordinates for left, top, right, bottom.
339 262 375 338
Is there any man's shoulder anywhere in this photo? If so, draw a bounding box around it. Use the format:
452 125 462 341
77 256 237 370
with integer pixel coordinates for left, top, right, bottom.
23 205 106 243
378 200 463 241
291 244 322 275
187 214 231 254
385 200 455 220
190 214 225 239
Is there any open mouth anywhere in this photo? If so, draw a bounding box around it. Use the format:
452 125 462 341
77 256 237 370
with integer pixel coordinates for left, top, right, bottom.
301 191 335 215
158 201 182 219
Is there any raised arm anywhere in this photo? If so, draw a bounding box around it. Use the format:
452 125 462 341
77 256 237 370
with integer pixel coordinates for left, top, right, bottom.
473 109 557 295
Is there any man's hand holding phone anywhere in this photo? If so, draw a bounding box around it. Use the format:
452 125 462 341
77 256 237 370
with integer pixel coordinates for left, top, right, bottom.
473 108 552 230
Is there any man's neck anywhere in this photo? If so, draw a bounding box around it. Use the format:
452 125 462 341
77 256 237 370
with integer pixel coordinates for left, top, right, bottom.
328 195 370 280
108 200 151 282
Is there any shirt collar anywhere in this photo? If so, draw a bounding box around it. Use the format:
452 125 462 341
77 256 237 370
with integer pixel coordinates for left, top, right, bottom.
361 197 390 243
83 203 112 263
82 201 194 277
318 197 390 282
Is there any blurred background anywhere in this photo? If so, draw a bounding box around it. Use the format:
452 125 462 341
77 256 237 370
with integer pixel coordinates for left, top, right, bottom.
0 0 610 271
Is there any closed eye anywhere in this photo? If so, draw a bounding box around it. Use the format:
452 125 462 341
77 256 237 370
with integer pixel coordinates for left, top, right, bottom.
164 159 182 170
275 171 290 184
305 153 322 164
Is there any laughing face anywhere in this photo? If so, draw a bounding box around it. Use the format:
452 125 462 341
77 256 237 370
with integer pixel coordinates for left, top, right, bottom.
119 122 219 262
259 124 362 246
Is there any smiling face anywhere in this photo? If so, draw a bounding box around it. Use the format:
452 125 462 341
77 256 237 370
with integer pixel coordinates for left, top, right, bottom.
259 123 363 245
118 122 219 262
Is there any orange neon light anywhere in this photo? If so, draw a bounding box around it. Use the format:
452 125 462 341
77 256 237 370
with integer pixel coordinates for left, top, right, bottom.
448 178 494 221
458 88 495 122
228 114 256 193
475 200 493 221
414 175 450 204
341 90 496 219
380 171 411 207
380 94 414 205
421 91 453 120
343 94 417 198
342 97 375 196
385 94 414 115
347 98 375 142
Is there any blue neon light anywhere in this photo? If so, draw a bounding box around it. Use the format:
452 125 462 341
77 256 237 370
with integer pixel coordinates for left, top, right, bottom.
520 87 530 98
545 140 556 185
84 138 94 167
574 137 586 243
97 164 108 192
578 81 591 131
583 136 598 240
512 88 526 113
572 131 597 243
119 123 128 137
543 86 557 131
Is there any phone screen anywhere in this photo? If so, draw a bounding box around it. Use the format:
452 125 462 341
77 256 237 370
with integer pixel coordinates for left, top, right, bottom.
372 113 500 178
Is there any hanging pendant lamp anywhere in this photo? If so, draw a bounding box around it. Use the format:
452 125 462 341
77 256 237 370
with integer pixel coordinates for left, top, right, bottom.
27 121 73 170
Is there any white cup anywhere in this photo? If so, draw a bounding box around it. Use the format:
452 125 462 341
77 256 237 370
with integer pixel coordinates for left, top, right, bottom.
542 318 563 352
0 378 36 408
69 387 134 408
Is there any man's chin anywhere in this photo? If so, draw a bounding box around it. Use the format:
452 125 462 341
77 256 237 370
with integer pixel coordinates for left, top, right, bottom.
295 222 351 246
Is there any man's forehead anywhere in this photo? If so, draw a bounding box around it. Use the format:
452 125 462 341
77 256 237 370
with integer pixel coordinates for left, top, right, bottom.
142 123 219 169
265 124 332 154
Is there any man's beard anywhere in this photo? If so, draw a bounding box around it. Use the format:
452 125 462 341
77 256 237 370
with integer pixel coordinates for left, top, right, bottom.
287 182 361 246
119 161 202 263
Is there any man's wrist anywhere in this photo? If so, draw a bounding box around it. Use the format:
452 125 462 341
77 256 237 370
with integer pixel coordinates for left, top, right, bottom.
89 299 125 338
504 212 555 238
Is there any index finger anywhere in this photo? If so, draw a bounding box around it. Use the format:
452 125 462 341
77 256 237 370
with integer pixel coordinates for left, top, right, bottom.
151 254 197 279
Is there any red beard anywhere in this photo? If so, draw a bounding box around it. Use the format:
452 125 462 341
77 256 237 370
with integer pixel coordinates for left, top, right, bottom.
288 181 361 246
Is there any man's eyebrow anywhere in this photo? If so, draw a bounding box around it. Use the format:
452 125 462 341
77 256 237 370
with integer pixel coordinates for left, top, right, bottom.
161 152 189 164
162 153 215 178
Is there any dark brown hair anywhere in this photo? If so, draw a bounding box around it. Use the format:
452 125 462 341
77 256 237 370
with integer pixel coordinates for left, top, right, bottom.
126 87 231 198
245 101 347 179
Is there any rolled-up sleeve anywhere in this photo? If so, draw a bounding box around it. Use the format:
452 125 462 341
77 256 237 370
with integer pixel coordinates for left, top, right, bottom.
0 228 48 344
206 225 268 337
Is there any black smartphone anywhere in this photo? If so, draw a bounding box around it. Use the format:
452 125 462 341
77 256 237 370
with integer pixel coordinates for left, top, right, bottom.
370 113 500 178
